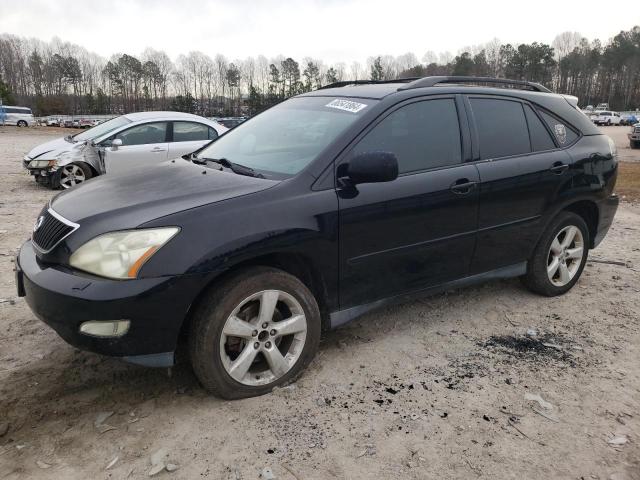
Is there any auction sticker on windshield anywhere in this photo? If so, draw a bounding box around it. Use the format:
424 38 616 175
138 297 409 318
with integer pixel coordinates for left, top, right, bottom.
325 99 368 113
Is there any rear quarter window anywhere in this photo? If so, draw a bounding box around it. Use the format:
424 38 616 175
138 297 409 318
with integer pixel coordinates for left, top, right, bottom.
536 109 579 146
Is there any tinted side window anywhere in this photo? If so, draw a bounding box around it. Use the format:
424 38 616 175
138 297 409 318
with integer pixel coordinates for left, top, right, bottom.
524 105 556 151
173 122 210 142
470 98 530 160
537 110 579 146
115 122 168 146
352 99 461 173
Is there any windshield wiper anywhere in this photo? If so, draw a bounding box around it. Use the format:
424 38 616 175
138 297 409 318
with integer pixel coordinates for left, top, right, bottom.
194 156 264 178
63 134 77 143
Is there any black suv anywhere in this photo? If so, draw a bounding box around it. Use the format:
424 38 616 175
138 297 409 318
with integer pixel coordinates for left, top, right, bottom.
16 76 618 399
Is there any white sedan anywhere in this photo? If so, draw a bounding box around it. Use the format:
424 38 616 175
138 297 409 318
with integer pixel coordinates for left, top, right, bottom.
24 111 228 189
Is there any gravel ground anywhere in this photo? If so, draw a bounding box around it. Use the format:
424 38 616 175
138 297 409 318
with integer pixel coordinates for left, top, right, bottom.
0 127 639 480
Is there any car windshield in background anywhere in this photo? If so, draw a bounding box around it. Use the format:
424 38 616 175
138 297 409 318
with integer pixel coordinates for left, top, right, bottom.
73 116 132 142
196 96 376 176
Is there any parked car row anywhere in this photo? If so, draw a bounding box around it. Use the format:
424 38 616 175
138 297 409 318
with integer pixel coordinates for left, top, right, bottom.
44 118 104 128
16 76 619 399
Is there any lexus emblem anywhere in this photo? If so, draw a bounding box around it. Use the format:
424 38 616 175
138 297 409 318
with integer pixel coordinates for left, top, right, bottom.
33 216 44 232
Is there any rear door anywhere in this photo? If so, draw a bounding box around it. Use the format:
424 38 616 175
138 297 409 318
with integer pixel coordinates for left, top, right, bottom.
338 96 479 309
103 121 169 174
465 96 574 274
167 121 219 158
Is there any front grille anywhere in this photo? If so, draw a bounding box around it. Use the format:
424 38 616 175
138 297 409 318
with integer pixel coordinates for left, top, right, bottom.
634 126 640 133
32 208 78 253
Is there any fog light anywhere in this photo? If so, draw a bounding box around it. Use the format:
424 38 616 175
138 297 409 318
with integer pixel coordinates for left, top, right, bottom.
79 320 130 337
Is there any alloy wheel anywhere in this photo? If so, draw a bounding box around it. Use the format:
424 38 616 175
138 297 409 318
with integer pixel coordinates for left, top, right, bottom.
59 164 86 188
219 289 308 386
547 225 584 287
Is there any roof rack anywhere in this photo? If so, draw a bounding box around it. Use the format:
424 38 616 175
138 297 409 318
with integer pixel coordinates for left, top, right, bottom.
318 78 420 90
397 76 552 93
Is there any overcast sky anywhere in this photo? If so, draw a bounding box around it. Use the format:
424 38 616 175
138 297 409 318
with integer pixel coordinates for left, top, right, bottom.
0 0 632 64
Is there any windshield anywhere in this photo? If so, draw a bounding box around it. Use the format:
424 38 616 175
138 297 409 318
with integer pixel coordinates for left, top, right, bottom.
196 96 376 176
73 116 132 142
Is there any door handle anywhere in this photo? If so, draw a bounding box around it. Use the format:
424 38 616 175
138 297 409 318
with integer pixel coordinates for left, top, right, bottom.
450 178 477 195
549 162 569 174
151 147 166 152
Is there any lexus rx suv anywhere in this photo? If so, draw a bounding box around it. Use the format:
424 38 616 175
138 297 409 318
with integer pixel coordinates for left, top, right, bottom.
16 76 619 399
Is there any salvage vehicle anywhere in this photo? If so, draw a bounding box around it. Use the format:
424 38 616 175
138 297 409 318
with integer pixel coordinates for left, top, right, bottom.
23 111 227 189
629 123 640 148
16 76 619 399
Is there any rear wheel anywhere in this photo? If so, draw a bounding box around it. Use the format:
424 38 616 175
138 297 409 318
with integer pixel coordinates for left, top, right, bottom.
189 267 321 399
57 163 92 189
522 212 589 296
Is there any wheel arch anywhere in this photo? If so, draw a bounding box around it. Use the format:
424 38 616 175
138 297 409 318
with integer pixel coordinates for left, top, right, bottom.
177 251 332 351
562 200 599 248
532 198 600 256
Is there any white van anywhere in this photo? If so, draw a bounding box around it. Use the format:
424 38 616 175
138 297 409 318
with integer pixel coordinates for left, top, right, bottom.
0 105 36 127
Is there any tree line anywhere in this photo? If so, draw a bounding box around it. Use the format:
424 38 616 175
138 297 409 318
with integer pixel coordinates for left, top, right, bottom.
0 26 638 117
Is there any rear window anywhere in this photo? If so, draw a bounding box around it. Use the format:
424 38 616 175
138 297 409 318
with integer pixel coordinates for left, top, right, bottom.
537 109 579 146
470 98 530 160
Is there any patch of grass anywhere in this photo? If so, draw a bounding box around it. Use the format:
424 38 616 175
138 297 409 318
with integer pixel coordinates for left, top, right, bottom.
617 162 640 201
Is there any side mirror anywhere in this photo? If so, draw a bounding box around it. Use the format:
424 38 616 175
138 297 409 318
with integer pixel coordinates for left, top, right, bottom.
111 138 123 150
345 151 398 185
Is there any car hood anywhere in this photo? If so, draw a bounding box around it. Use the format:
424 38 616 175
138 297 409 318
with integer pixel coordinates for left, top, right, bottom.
26 136 83 160
51 159 279 230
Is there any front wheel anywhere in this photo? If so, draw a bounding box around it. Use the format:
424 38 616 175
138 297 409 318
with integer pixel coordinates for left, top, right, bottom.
17 120 27 127
522 212 589 296
189 267 321 399
57 163 92 189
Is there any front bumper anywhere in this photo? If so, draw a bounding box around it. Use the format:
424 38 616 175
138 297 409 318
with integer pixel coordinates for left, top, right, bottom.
628 133 640 141
16 241 210 366
593 194 619 248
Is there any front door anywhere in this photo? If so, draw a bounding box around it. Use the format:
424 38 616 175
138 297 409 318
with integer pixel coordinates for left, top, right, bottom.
338 97 479 310
103 121 169 174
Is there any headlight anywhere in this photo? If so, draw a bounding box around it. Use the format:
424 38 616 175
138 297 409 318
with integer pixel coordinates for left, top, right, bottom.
69 227 179 279
29 159 57 168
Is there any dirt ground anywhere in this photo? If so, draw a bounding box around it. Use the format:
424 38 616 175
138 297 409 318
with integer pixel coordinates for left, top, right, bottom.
0 126 639 480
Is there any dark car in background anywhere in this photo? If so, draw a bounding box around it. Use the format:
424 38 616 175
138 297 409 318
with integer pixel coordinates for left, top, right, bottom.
213 116 247 129
16 76 618 399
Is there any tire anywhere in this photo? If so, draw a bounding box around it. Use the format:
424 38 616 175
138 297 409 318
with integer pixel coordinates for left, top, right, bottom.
522 212 589 297
56 162 92 189
189 266 321 399
631 141 638 149
17 120 27 127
